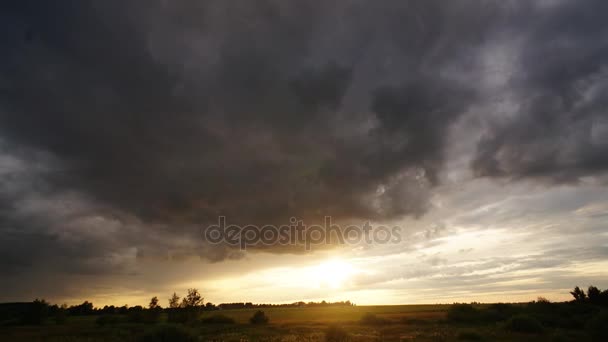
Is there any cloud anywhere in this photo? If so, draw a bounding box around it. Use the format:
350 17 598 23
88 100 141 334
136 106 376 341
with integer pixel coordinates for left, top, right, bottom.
1 0 608 303
471 0 608 183
0 0 495 228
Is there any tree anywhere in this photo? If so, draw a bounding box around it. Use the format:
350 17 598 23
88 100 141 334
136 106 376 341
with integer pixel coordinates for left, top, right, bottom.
182 288 203 308
570 286 587 302
168 289 204 323
54 303 68 325
68 301 94 315
588 286 601 303
22 299 49 325
149 296 160 310
602 290 608 306
168 292 181 309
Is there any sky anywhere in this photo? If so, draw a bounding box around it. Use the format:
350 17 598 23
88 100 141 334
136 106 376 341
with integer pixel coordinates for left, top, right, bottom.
0 0 607 306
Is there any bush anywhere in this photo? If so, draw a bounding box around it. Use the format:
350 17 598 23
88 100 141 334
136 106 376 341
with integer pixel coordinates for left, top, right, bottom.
359 312 388 325
483 303 518 322
143 309 162 324
138 325 195 342
249 310 269 325
54 308 67 325
20 299 49 325
126 307 161 324
167 309 187 324
457 330 483 340
505 314 543 333
200 314 235 324
96 315 123 326
586 310 608 341
167 309 199 324
128 307 145 323
447 304 481 323
325 324 351 342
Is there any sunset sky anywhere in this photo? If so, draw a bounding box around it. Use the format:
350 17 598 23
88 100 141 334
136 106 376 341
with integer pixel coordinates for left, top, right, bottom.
1 0 607 307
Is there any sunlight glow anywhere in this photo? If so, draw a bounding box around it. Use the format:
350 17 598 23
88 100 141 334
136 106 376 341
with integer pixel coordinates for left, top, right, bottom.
313 259 355 289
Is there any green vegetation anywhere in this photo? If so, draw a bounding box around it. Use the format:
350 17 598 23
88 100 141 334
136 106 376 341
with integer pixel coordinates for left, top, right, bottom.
1 285 607 341
359 312 389 325
325 324 351 342
199 314 236 325
249 310 269 325
504 314 544 333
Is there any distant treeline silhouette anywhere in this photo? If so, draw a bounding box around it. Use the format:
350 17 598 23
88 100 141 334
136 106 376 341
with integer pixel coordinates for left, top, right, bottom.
442 285 608 339
2 285 607 329
217 300 353 310
0 287 353 326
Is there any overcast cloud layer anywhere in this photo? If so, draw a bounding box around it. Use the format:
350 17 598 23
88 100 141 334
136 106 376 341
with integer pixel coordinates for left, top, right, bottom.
0 0 607 303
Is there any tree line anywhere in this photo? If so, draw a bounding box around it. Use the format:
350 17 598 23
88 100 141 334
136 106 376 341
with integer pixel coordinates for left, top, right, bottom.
0 288 353 326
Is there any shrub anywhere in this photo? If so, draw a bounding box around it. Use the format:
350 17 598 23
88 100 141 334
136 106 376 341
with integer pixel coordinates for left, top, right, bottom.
586 310 608 341
167 309 199 324
54 305 68 325
143 309 162 324
359 312 388 325
127 307 145 323
325 324 351 342
167 309 188 324
447 304 481 323
200 314 235 324
68 301 94 315
505 314 543 333
483 303 518 322
126 306 161 324
138 325 195 342
249 310 269 325
20 299 49 325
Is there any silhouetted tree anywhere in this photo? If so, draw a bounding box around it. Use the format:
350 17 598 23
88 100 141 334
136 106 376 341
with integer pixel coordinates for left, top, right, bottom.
587 286 601 303
168 292 181 309
602 290 608 306
182 288 203 308
21 299 49 325
167 289 204 323
536 297 550 303
127 305 145 323
54 303 68 324
68 301 94 316
149 296 160 310
570 286 587 302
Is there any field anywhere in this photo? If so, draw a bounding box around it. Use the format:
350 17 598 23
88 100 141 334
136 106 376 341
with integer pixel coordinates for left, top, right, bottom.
200 304 448 324
0 303 603 341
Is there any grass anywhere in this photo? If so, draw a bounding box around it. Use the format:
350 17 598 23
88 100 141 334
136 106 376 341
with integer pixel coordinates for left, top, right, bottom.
0 304 597 341
198 304 448 324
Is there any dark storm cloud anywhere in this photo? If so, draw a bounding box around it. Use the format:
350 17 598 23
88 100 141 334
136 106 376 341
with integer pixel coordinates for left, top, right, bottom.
472 0 608 183
1 0 606 278
0 0 493 230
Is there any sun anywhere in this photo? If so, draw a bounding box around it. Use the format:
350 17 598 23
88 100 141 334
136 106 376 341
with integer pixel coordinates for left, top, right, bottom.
314 259 355 289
